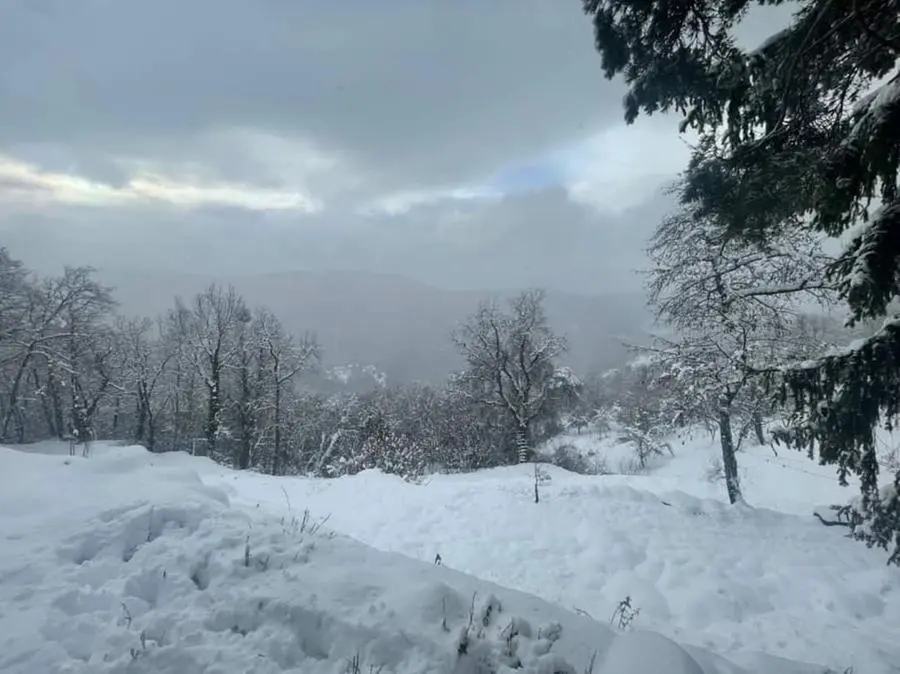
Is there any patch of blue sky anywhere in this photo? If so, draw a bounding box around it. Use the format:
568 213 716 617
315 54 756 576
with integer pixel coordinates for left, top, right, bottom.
486 156 567 194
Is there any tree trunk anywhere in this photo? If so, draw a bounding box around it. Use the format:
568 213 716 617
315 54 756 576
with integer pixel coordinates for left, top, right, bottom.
31 367 53 438
238 434 252 469
752 411 765 446
147 406 156 453
135 391 147 445
12 408 26 444
43 370 65 439
2 348 34 441
205 384 219 456
186 373 197 448
237 366 252 471
205 363 220 457
111 395 121 435
172 366 183 452
273 380 283 476
515 422 531 464
718 407 743 505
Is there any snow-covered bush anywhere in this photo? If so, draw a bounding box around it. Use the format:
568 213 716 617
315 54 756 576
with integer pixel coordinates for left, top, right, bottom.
544 443 610 476
589 359 681 471
610 596 641 631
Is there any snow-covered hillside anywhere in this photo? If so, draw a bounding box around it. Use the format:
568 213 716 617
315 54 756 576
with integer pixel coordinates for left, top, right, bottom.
2 438 899 673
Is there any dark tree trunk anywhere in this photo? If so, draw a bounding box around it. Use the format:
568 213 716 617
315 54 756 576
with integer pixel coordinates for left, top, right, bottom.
752 411 765 446
273 378 283 475
2 347 34 441
147 406 156 452
135 392 147 445
111 395 121 435
42 370 65 439
237 351 253 470
238 435 252 469
718 406 743 505
186 373 197 449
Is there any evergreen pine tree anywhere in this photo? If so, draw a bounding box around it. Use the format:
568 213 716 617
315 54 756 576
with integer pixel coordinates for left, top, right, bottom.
580 0 900 562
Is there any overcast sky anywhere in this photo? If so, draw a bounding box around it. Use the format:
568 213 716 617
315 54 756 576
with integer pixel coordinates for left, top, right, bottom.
0 0 791 294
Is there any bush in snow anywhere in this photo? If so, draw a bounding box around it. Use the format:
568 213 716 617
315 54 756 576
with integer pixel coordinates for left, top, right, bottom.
321 406 427 482
452 591 577 673
344 652 385 674
604 395 675 471
545 443 610 476
592 359 680 471
610 596 640 631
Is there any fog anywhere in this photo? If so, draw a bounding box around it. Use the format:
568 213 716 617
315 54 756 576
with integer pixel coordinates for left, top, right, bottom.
98 266 652 386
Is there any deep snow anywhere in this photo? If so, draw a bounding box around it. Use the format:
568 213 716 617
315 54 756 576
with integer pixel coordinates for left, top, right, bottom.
2 434 899 673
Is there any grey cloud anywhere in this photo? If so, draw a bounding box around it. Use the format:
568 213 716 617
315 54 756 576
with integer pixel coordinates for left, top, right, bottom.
386 186 675 291
0 183 674 294
0 0 691 293
0 0 622 192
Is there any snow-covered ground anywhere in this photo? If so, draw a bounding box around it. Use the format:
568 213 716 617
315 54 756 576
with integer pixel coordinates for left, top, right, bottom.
538 430 871 515
2 435 899 673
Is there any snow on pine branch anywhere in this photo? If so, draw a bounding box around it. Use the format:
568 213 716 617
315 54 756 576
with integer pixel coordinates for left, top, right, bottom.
846 72 900 147
841 198 900 320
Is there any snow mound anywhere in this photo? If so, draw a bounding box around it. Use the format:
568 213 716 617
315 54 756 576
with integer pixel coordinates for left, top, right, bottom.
599 630 704 674
1 444 752 674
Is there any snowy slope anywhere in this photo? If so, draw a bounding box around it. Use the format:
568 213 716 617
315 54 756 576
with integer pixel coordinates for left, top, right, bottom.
201 435 900 674
3 442 754 674
3 439 899 674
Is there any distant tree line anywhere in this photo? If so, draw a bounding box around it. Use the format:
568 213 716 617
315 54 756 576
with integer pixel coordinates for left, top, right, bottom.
0 249 578 477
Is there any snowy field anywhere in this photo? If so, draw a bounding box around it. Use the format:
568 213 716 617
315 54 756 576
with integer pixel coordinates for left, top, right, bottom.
2 436 899 674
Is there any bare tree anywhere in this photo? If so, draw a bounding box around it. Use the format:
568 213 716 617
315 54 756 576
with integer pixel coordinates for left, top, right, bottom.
158 303 202 453
116 316 176 451
0 249 35 441
60 270 119 451
644 201 835 503
254 308 320 474
0 267 116 445
452 289 567 464
0 248 29 348
232 306 260 469
182 284 248 460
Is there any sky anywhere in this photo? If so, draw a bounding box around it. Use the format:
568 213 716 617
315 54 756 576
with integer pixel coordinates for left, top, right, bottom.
0 0 791 294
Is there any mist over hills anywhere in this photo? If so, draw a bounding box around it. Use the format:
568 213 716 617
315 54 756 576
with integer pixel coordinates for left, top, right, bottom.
97 268 651 389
